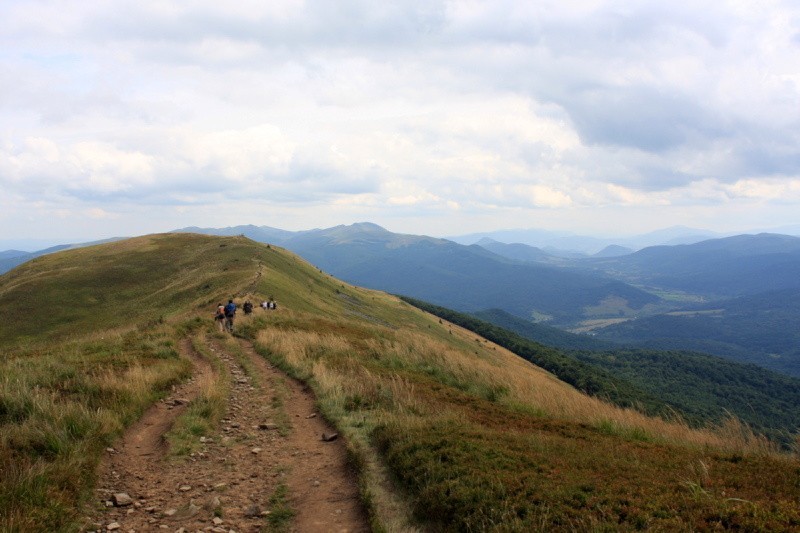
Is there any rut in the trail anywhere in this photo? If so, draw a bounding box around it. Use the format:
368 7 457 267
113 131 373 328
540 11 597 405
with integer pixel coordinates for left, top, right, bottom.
87 335 369 533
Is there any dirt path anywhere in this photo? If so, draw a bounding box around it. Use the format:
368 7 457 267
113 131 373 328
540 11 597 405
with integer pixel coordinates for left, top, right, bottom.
86 336 369 533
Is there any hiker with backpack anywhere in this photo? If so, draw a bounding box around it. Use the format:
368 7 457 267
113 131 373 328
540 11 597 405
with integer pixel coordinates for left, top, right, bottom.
243 300 253 314
214 302 225 332
224 299 237 333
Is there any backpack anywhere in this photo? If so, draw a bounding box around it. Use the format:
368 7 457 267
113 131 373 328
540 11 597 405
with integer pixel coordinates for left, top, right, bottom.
224 303 236 317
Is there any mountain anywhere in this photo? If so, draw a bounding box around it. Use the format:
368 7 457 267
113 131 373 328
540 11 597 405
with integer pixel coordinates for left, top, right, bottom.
173 223 661 325
593 244 634 258
278 223 661 325
0 239 126 275
17 225 800 379
474 238 557 263
172 224 297 243
0 250 28 260
2 233 798 531
447 225 722 254
0 244 72 276
584 233 800 298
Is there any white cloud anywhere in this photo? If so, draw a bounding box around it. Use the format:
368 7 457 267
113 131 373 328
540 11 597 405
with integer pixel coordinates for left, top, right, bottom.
1 0 799 240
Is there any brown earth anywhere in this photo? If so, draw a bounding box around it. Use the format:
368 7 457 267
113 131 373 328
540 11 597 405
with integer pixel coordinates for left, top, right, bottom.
86 336 370 533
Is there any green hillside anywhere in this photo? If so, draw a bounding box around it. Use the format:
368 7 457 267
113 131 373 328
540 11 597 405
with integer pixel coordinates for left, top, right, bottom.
1 234 798 532
464 307 800 446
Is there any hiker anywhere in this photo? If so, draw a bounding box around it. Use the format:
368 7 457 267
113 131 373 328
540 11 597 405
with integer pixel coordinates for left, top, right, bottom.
261 300 269 311
224 299 237 333
243 300 253 315
214 302 225 332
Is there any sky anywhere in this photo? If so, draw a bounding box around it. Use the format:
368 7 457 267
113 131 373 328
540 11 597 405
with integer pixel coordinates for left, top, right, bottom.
2 0 800 247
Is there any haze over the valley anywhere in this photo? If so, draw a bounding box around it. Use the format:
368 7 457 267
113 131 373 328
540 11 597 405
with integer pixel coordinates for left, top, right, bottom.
2 1 799 248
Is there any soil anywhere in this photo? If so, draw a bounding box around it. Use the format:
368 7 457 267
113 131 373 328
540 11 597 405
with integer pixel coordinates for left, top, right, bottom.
86 336 370 533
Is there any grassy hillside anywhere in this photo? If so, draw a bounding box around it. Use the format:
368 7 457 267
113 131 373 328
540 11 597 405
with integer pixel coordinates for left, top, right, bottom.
468 308 800 446
1 234 799 531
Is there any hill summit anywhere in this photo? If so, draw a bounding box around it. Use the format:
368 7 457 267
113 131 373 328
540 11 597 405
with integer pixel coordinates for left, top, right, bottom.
1 233 798 531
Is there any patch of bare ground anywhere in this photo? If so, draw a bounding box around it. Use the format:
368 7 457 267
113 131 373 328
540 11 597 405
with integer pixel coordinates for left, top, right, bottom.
86 336 369 533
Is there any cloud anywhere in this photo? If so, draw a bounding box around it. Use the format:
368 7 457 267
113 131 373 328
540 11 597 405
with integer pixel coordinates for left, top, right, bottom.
1 0 800 239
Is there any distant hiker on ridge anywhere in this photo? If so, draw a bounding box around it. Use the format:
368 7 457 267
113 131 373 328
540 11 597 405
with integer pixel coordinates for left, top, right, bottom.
224 299 237 333
214 302 225 332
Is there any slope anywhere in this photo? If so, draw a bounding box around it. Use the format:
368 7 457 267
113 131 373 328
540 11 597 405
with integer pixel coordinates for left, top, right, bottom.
1 234 798 532
421 301 800 447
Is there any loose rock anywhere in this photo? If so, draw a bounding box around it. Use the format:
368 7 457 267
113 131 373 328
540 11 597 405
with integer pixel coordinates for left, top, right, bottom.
112 493 134 507
243 504 262 518
321 432 339 442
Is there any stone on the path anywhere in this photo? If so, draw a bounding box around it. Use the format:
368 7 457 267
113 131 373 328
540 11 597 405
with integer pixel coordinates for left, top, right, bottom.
203 495 222 511
251 447 262 454
106 523 120 531
243 504 262 517
306 413 317 419
171 501 201 520
321 432 339 442
163 508 177 517
213 517 224 525
178 485 192 491
112 493 134 507
213 483 228 491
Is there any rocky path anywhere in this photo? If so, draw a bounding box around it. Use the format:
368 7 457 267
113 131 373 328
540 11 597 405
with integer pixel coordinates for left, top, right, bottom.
87 335 369 533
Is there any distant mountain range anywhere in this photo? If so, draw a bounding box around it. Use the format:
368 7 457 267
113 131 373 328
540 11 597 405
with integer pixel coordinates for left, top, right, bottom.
167 223 800 377
446 225 726 255
0 244 72 274
5 222 800 377
173 222 659 324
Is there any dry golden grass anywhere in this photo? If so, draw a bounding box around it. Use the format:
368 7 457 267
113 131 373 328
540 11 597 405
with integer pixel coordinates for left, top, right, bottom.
256 318 773 454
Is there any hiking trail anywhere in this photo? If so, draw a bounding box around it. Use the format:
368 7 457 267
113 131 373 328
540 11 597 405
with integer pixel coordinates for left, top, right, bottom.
86 335 369 533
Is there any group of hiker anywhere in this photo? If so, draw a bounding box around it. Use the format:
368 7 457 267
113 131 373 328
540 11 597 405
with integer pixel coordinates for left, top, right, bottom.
214 297 278 333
